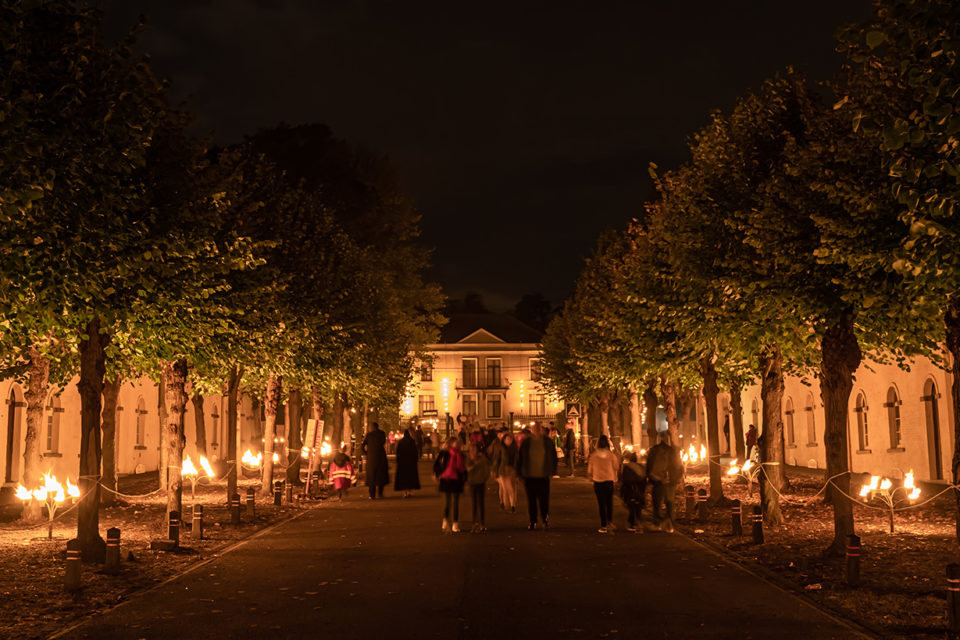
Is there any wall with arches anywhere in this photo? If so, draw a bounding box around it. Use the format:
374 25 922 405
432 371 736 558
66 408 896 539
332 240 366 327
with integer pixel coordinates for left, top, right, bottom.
718 353 955 483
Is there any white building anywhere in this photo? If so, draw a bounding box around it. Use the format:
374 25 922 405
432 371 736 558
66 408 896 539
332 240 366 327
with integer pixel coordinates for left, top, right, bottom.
402 313 563 431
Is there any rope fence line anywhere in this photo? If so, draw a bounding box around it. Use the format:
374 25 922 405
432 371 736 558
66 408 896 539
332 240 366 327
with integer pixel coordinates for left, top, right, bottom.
697 456 959 514
0 501 80 532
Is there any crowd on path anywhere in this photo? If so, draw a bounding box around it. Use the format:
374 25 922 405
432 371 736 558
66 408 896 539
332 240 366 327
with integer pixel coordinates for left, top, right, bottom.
325 420 688 535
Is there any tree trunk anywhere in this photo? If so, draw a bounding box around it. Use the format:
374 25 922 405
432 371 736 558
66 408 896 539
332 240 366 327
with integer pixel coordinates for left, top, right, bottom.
580 402 589 456
21 345 50 522
360 399 368 458
162 360 188 523
627 388 642 447
76 317 108 562
100 376 121 508
660 375 680 447
286 388 303 486
332 393 345 449
643 379 658 447
341 401 353 455
226 366 242 503
948 295 960 544
819 314 861 555
191 392 207 458
310 386 326 448
261 375 282 494
757 345 786 526
700 356 724 504
157 381 167 492
598 391 611 437
730 381 746 461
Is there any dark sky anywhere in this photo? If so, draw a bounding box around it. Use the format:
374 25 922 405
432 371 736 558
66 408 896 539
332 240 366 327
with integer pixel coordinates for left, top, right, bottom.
104 0 871 311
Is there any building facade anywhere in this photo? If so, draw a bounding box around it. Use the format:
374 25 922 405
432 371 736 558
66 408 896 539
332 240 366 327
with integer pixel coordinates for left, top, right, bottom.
402 313 562 431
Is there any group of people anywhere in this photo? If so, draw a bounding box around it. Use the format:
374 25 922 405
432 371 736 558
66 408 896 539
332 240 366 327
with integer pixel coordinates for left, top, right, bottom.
434 421 561 533
586 432 684 534
327 420 688 537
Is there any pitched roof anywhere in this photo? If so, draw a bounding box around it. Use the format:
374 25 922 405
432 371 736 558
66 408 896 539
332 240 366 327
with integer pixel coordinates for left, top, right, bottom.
438 313 543 344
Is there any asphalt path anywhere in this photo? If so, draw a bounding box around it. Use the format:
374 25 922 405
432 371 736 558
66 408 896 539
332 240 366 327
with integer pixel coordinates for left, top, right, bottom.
60 461 865 640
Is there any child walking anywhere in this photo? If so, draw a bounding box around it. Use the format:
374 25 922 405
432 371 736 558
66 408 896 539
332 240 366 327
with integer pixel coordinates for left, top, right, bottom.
327 447 355 501
434 437 466 533
466 442 491 533
620 451 646 532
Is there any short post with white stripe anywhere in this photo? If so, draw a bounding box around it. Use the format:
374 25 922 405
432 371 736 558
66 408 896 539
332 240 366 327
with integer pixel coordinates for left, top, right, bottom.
947 563 960 639
65 538 82 591
105 527 121 574
845 534 860 586
751 505 763 544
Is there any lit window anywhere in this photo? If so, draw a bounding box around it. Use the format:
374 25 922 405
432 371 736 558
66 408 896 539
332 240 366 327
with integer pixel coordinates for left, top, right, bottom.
784 397 795 445
529 393 545 416
419 395 436 414
486 394 502 419
885 386 902 449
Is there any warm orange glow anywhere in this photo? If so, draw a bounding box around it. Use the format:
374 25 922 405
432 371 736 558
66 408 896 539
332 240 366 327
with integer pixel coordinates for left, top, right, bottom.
181 456 199 477
199 455 215 478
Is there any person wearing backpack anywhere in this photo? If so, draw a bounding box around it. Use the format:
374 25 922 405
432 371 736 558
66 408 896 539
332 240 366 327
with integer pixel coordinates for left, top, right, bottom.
645 432 684 532
620 451 646 532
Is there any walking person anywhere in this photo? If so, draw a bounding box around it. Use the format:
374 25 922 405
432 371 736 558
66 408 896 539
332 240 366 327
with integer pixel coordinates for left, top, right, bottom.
362 422 389 499
466 442 490 532
516 422 558 530
646 432 684 532
722 415 731 454
587 435 620 533
394 428 421 498
563 422 577 476
620 451 646 532
492 431 519 512
327 446 355 501
434 437 466 533
415 425 425 459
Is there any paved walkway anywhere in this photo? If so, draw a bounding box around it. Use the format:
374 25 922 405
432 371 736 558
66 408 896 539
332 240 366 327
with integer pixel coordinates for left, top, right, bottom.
61 463 864 639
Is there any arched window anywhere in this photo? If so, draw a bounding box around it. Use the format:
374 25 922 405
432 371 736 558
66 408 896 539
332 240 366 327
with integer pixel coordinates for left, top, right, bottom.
750 398 759 430
804 392 816 444
784 397 795 445
135 397 147 447
854 392 869 451
884 386 902 449
45 396 61 453
922 379 944 480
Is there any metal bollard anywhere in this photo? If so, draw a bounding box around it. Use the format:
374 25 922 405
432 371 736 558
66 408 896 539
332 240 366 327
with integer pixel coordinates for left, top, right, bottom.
65 538 81 591
105 527 121 574
751 505 764 544
285 483 293 504
730 499 742 536
230 493 241 525
696 488 709 523
948 563 960 639
168 510 180 546
192 505 204 540
246 487 256 518
273 481 283 506
845 534 861 586
684 485 695 518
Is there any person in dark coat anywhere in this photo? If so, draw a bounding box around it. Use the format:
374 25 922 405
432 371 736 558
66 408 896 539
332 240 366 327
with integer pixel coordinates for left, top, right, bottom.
362 422 389 499
394 429 421 497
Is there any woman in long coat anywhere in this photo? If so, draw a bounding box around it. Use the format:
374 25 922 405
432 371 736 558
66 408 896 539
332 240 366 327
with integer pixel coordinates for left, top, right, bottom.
394 429 421 497
362 422 389 499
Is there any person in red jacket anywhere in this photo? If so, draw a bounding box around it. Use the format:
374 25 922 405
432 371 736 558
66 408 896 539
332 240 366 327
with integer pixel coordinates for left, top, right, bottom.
327 447 355 501
745 424 758 460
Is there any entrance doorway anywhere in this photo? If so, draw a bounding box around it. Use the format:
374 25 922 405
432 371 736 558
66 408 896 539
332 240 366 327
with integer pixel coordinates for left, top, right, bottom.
922 379 943 480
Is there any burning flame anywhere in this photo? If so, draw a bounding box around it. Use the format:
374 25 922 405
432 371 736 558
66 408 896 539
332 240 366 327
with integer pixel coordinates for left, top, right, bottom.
272 452 280 464
880 478 892 491
727 459 740 475
199 456 215 478
301 447 311 459
904 470 915 490
320 442 332 456
241 449 263 468
181 456 199 477
18 473 74 503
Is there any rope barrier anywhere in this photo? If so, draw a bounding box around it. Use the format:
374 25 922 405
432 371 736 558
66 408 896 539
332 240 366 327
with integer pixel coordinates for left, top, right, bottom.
699 455 959 514
0 500 80 532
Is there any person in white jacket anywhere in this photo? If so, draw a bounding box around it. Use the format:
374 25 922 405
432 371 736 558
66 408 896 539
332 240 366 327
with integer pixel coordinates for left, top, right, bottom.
587 435 621 533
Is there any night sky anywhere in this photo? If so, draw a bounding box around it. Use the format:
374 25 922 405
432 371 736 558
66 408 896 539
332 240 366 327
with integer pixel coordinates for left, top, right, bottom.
103 0 871 311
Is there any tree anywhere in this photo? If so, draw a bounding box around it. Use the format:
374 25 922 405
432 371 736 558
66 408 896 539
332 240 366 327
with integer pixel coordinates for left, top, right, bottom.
837 0 960 541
